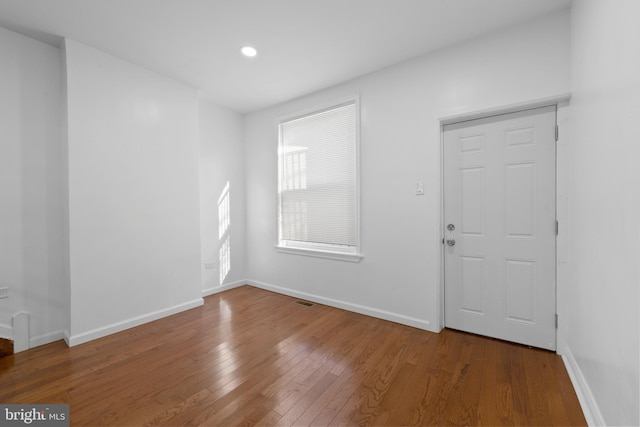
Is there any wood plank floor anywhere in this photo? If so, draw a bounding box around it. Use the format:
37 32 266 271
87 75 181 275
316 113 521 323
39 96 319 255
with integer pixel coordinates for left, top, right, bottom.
0 286 586 426
0 337 13 357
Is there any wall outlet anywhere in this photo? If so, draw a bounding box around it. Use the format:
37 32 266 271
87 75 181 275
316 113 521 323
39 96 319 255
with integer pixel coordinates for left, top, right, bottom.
0 287 8 299
204 261 216 270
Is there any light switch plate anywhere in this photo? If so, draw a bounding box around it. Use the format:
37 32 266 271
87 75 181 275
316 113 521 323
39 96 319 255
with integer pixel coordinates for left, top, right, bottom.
416 181 425 195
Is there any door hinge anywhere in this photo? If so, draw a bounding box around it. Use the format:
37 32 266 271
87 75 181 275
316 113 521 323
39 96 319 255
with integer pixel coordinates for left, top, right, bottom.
555 125 559 141
555 220 559 235
555 314 559 329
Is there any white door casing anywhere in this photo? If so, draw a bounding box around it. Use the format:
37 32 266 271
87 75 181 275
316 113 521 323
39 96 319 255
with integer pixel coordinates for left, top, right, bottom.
443 106 557 350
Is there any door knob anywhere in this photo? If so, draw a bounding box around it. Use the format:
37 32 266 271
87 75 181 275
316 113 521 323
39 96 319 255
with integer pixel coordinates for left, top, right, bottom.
446 238 456 246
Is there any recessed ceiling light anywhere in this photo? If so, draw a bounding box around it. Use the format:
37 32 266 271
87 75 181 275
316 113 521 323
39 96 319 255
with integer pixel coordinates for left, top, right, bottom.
241 46 257 58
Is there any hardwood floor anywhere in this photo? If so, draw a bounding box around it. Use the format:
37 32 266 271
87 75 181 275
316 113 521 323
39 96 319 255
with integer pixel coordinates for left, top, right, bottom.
0 337 13 357
0 286 586 426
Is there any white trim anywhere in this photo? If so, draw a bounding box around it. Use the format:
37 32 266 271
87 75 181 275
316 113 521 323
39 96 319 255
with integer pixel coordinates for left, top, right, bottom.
66 298 204 347
202 280 246 297
554 101 571 358
1 322 66 350
275 94 360 125
561 345 605 426
275 245 363 263
30 330 66 349
246 279 432 331
0 322 12 340
278 239 357 255
12 312 30 353
439 93 572 125
275 94 362 260
438 118 446 332
439 95 569 345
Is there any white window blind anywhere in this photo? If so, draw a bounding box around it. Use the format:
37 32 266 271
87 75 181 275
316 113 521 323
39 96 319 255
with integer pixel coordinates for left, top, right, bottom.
278 99 359 257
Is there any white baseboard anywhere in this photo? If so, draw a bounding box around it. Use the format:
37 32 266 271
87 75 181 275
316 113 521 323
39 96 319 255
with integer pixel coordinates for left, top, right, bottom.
246 279 432 332
66 298 204 347
561 345 606 426
0 323 12 340
1 321 65 352
202 280 246 297
30 330 66 349
12 312 29 353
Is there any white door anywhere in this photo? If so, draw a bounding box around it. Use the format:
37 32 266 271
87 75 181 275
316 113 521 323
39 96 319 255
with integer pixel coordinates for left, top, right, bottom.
443 106 557 350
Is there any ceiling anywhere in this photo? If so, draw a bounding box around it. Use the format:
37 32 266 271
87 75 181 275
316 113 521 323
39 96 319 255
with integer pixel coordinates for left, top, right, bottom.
0 0 571 113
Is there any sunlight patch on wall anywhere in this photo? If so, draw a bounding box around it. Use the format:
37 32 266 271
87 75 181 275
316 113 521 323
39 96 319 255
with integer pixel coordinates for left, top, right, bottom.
218 181 230 239
219 236 230 285
218 182 231 284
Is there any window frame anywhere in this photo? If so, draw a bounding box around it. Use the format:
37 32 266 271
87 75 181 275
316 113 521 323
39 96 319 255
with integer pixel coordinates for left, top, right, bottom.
274 95 362 263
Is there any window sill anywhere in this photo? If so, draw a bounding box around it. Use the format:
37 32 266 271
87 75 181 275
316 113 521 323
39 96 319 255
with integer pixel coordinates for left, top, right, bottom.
274 245 363 263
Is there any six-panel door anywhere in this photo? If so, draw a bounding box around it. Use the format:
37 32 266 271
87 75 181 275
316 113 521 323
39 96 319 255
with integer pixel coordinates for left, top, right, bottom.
443 106 557 350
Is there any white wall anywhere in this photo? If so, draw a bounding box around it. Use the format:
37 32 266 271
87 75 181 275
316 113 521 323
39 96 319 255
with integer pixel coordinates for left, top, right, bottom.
198 99 246 294
64 39 203 345
0 26 65 348
244 12 571 330
0 28 246 350
565 1 640 425
5 12 636 424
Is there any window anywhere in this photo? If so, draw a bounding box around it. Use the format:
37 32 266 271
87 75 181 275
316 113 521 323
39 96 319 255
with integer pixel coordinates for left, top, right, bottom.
276 97 361 262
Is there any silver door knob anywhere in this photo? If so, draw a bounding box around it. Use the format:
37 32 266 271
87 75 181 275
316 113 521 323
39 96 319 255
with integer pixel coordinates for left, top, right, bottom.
446 223 456 246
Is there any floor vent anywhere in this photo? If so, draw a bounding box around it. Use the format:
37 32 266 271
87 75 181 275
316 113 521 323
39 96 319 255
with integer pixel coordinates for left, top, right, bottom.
294 300 315 307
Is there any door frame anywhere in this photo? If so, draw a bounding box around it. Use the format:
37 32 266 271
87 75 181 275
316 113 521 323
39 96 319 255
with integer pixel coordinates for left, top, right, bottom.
437 93 571 354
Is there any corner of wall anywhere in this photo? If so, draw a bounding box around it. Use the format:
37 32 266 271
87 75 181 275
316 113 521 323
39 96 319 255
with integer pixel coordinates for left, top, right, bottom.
561 345 606 426
202 280 246 297
59 37 72 344
66 298 204 347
